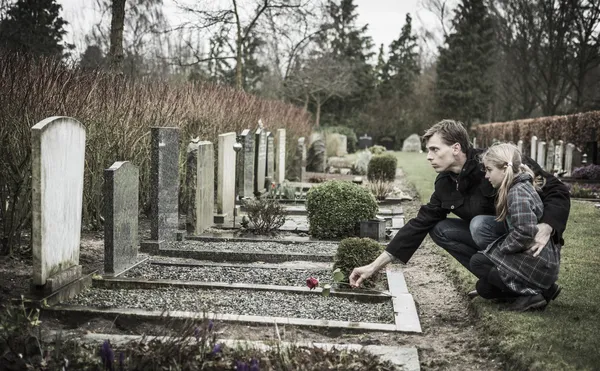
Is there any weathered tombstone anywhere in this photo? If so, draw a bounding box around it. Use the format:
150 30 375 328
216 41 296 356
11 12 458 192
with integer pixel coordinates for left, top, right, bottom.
307 138 326 173
545 139 555 172
517 140 524 154
151 127 180 241
337 135 348 156
358 134 372 150
265 132 275 187
31 117 85 292
325 133 341 157
254 128 267 194
291 137 307 181
530 136 538 161
104 161 139 276
564 143 575 176
402 134 422 152
236 129 254 198
536 141 546 169
556 140 565 173
275 129 286 184
186 140 214 235
217 132 236 220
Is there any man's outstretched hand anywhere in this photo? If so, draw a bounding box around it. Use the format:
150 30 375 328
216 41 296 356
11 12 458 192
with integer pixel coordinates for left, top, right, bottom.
349 265 375 288
525 223 553 257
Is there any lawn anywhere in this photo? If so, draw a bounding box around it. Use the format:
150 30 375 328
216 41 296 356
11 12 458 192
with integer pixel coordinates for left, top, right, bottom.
393 151 600 371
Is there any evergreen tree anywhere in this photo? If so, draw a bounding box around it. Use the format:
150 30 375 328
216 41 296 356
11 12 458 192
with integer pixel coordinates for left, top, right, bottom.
434 0 495 127
0 0 72 58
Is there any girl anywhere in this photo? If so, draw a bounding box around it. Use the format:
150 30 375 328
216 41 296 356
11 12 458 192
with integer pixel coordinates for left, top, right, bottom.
470 143 561 312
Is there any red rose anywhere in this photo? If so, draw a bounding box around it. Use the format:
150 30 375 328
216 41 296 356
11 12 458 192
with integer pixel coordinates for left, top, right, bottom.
306 277 319 290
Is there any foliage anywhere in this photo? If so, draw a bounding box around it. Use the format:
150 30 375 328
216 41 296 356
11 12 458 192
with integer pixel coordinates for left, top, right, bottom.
306 180 377 239
242 196 287 234
368 145 387 155
435 0 495 127
351 150 372 175
306 268 345 297
367 154 397 182
333 237 385 288
0 0 72 58
566 183 600 199
321 125 358 153
308 175 327 183
0 54 311 255
367 180 395 201
571 164 600 180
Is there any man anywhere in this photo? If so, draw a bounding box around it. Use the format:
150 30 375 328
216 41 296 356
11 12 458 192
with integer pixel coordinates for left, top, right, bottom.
349 120 570 306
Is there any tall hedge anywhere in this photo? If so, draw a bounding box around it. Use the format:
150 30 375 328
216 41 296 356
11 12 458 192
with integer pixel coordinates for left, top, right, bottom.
0 53 312 254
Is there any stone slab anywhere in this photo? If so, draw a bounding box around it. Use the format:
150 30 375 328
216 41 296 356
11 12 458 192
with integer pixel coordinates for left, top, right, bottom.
149 259 332 270
43 265 82 294
151 247 334 263
386 267 422 333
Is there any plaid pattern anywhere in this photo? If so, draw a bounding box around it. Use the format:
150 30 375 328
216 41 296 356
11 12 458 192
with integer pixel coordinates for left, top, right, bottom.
483 173 561 295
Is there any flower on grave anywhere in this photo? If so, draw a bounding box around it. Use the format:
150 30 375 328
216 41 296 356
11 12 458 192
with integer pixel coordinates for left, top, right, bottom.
194 326 201 341
306 277 319 290
208 319 214 332
211 343 222 355
100 340 114 370
235 358 259 371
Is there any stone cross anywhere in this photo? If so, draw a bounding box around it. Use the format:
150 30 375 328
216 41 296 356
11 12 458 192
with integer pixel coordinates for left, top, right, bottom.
186 140 214 235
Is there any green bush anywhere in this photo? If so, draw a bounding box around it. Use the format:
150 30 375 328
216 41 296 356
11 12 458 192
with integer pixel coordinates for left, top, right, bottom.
306 181 377 239
322 126 358 153
367 154 397 182
368 145 387 155
333 237 385 288
243 197 287 234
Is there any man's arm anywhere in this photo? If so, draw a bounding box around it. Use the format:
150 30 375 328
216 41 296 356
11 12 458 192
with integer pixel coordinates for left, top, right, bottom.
349 251 394 288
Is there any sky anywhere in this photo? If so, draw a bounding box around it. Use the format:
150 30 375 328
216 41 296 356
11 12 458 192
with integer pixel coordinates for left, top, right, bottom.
58 0 443 59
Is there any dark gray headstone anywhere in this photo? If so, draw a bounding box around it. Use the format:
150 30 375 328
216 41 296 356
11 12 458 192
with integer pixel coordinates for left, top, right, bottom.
237 129 255 198
306 138 326 173
186 140 214 235
104 161 139 275
150 127 180 242
266 132 275 186
358 134 372 150
254 128 267 194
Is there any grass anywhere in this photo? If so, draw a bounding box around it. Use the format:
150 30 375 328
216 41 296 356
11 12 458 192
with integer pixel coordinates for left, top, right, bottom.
393 150 600 371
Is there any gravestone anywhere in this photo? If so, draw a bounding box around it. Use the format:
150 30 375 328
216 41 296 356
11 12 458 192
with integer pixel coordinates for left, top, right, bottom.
555 140 564 173
517 140 524 154
217 132 237 219
104 161 139 276
402 134 421 152
275 129 286 184
31 116 86 291
358 134 372 150
266 132 275 186
236 129 255 198
325 133 347 157
530 136 538 161
307 138 326 173
337 135 348 156
472 137 477 149
186 140 214 235
536 141 546 169
291 137 307 181
564 143 575 176
545 139 555 172
254 128 267 194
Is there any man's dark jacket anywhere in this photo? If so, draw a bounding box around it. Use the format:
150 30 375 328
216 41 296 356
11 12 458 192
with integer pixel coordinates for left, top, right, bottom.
386 147 571 263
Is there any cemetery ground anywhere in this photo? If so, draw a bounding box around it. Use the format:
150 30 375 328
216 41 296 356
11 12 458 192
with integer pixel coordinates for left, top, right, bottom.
0 152 597 370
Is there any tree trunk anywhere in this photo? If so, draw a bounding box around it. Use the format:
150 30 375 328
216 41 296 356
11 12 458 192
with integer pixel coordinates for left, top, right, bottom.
233 0 243 90
315 99 321 128
108 0 127 74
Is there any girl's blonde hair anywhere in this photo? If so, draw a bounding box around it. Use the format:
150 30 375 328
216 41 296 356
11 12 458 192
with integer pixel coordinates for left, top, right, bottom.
481 143 536 221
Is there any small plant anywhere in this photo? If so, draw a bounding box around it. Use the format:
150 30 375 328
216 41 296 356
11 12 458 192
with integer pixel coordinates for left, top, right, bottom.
568 183 600 198
571 164 600 180
308 175 327 183
306 180 378 239
333 237 385 288
306 268 345 296
367 154 397 182
351 150 372 175
367 180 395 200
368 145 387 155
242 197 287 234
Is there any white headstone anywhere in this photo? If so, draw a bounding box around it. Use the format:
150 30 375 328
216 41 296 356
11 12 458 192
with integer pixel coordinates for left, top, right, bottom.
545 139 555 172
31 117 85 287
186 140 214 235
275 129 286 184
556 140 564 172
402 134 421 152
565 143 575 176
517 140 524 153
537 141 546 169
530 136 538 161
217 132 236 217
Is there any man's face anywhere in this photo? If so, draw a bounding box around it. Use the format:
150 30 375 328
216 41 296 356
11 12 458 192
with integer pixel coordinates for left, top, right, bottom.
426 133 460 173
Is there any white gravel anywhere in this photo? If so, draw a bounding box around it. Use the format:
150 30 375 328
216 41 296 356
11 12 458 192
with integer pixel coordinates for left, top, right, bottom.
162 241 338 255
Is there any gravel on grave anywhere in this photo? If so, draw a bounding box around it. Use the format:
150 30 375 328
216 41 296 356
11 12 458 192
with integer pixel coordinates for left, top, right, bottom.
65 287 394 324
122 263 334 286
163 240 338 255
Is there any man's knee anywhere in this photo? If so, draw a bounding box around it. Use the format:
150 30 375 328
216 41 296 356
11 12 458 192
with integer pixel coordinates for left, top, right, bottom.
470 215 500 249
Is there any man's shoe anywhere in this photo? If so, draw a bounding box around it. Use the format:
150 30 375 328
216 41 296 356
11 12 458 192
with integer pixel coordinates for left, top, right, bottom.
543 283 561 302
506 294 547 312
467 290 479 299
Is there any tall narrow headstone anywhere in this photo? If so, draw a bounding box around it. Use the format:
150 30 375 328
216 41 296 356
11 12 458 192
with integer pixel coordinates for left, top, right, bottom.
536 141 546 169
530 136 538 161
545 139 555 172
217 132 237 218
472 137 477 149
565 143 575 176
186 140 214 235
275 129 286 184
150 127 180 243
266 132 275 187
297 137 307 181
236 129 254 198
517 140 524 154
556 140 564 172
254 128 267 194
104 161 139 275
31 117 85 289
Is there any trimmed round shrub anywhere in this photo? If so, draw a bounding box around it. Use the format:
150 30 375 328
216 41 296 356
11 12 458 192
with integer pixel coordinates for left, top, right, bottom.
333 237 385 288
367 154 397 182
306 181 377 239
368 145 386 155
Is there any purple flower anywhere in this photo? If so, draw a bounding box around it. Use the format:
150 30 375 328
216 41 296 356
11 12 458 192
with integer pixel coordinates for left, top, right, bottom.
250 358 259 371
100 340 114 370
208 320 214 332
194 327 201 341
236 360 249 371
211 343 221 355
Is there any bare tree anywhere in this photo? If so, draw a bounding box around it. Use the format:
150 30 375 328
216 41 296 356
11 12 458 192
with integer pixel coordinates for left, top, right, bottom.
108 0 126 73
